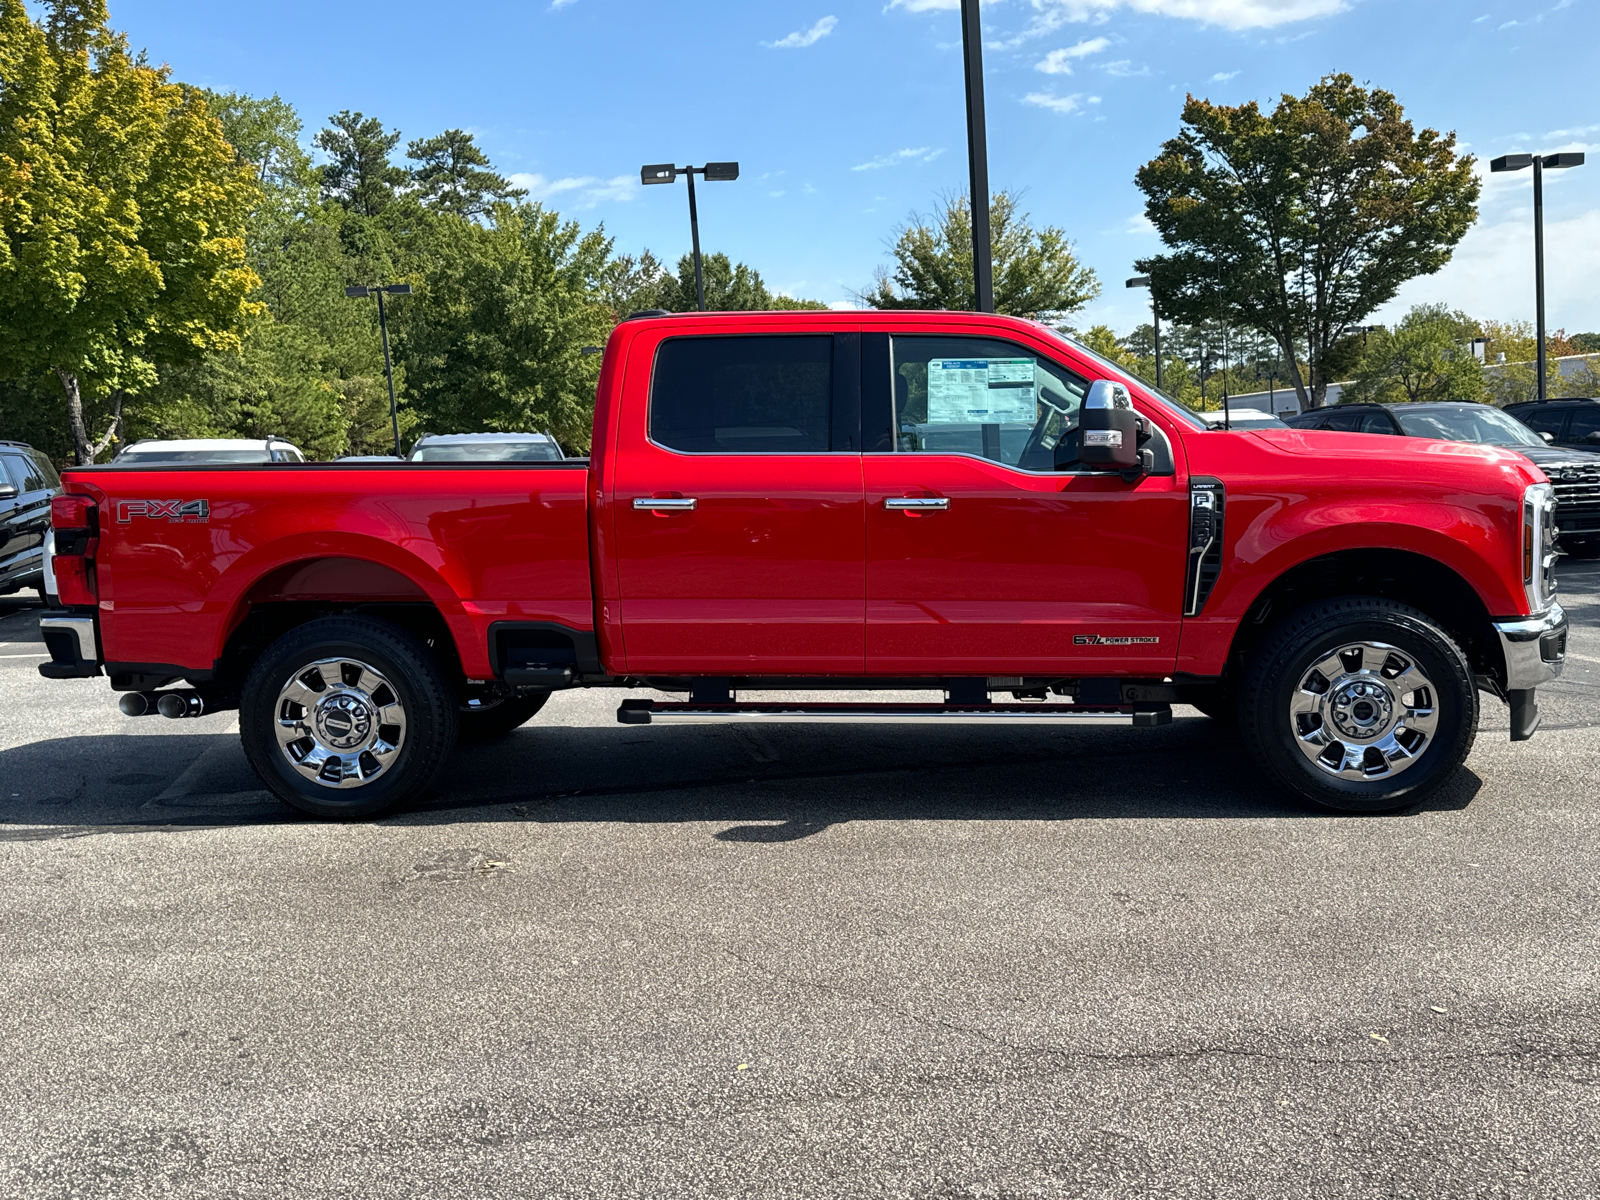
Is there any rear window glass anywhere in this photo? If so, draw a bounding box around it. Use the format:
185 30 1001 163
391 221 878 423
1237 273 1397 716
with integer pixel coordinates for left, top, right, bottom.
116 449 271 464
1567 408 1600 443
411 442 563 462
651 336 832 454
1516 407 1567 436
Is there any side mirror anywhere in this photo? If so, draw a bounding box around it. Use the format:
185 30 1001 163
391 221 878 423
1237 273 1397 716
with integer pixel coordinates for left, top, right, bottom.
0 482 16 501
1586 431 1600 443
1079 380 1139 470
1540 431 1555 444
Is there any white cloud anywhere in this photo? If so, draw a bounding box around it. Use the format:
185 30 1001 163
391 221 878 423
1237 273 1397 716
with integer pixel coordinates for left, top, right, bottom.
1126 212 1158 235
888 0 961 10
767 15 838 48
1209 70 1240 81
1377 207 1600 331
852 146 947 170
1035 37 1111 72
1026 0 1346 33
508 172 638 208
1101 59 1150 76
1023 91 1095 115
549 0 578 8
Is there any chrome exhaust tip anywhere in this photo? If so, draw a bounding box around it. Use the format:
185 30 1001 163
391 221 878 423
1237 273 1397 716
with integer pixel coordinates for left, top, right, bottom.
156 691 205 719
118 692 157 717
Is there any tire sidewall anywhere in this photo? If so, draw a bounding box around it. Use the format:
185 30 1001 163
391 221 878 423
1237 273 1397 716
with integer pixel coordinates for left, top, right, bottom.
1244 602 1477 812
241 620 456 819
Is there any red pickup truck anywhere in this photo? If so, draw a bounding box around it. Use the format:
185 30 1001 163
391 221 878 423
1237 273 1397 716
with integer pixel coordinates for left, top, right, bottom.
38 311 1567 818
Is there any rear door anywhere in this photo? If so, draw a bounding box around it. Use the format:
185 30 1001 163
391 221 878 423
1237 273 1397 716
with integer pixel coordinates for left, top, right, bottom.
0 452 53 583
862 329 1188 678
608 325 866 675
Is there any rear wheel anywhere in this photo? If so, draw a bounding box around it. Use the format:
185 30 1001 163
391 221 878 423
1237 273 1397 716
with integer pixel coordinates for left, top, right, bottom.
240 616 458 819
1239 597 1477 813
458 693 548 740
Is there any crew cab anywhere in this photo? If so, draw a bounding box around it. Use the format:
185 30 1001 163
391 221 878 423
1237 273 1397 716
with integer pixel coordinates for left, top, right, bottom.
38 311 1568 818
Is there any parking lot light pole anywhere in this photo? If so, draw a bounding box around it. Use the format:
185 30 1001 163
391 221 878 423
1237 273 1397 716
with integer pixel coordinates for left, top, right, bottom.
1491 151 1586 401
641 162 740 312
1126 276 1160 388
960 0 994 313
345 284 413 457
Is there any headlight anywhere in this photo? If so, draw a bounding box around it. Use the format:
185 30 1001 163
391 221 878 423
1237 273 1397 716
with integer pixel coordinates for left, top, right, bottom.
1523 483 1557 613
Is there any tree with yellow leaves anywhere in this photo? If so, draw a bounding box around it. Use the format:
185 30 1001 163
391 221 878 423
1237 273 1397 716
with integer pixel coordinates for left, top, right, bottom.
0 0 261 462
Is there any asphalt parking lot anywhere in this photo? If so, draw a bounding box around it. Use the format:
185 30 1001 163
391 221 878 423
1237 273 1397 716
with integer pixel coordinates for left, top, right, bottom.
2 564 1598 1199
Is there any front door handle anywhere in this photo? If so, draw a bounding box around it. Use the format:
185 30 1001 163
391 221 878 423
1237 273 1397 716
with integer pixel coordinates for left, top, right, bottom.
633 497 698 512
884 497 950 511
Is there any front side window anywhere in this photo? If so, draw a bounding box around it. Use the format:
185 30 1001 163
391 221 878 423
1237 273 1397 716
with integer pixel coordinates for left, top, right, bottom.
3 454 46 491
1517 407 1566 436
651 335 832 454
890 336 1090 471
1565 408 1600 444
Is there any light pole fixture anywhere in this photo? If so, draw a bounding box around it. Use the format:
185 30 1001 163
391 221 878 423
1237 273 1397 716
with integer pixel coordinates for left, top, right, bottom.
345 283 413 458
1491 151 1586 401
640 162 740 312
960 0 994 313
1125 275 1161 388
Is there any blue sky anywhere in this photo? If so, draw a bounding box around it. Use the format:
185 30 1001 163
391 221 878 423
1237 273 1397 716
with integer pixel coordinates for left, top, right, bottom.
108 0 1600 333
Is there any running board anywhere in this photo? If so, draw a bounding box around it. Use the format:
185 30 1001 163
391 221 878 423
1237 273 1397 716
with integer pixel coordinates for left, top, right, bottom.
617 700 1172 727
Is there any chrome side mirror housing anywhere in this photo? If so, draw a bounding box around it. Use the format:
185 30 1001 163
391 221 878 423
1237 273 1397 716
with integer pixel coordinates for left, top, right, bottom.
1079 380 1139 470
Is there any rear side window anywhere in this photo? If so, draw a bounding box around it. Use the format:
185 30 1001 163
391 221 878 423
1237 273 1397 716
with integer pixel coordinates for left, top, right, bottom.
29 452 60 488
651 336 832 454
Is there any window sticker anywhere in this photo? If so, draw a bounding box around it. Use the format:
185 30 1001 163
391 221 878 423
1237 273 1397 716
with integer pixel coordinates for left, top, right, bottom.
927 358 1036 424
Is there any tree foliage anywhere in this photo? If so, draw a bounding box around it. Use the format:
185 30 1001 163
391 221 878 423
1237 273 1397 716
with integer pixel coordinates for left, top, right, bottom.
1135 74 1480 411
1343 304 1484 405
654 252 828 313
863 191 1100 321
316 111 407 216
407 129 525 218
0 0 262 462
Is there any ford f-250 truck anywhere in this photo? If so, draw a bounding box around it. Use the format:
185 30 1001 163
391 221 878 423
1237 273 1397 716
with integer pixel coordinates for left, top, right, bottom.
37 310 1569 818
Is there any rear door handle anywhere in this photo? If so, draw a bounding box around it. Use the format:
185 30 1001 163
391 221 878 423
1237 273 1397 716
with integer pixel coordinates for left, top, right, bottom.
884 497 950 511
633 497 697 512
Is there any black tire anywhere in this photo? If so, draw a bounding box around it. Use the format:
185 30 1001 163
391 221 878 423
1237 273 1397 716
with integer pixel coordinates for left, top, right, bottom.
458 693 548 740
240 616 459 819
1239 596 1477 813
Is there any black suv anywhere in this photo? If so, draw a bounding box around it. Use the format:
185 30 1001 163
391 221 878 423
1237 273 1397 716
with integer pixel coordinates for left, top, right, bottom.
1503 398 1600 451
1282 402 1600 557
0 440 61 597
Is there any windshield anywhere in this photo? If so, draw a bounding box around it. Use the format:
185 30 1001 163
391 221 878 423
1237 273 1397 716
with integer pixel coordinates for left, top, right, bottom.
1392 406 1545 448
115 449 271 464
411 441 563 462
1042 329 1208 430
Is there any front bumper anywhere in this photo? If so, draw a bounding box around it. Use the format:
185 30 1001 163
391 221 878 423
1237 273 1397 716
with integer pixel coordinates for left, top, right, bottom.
1493 603 1568 692
38 613 102 679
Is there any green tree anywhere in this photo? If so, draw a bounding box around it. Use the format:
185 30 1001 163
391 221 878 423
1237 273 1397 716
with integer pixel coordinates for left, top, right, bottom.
0 0 262 462
863 191 1099 320
598 249 670 319
316 111 407 216
652 252 827 312
1343 305 1484 405
395 203 614 451
1134 74 1480 411
407 129 525 217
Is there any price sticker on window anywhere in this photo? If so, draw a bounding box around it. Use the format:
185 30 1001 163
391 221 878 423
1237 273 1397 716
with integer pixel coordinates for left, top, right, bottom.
927 359 1036 424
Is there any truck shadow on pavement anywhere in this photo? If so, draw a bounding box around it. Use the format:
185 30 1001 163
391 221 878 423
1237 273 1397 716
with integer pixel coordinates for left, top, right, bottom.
0 718 1482 840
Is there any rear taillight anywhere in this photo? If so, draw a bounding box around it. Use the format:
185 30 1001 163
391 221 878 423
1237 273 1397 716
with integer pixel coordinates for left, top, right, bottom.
51 494 99 606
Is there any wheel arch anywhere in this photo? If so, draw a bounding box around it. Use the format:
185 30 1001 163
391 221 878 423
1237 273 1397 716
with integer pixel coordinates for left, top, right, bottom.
1224 548 1506 692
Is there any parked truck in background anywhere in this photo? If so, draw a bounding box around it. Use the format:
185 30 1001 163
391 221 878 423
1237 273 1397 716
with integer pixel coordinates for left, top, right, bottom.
37 311 1568 818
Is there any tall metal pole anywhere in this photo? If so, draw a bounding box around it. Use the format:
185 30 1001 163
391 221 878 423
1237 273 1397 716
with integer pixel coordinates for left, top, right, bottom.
1534 155 1548 402
376 289 401 458
1152 299 1162 389
686 168 706 313
960 0 994 313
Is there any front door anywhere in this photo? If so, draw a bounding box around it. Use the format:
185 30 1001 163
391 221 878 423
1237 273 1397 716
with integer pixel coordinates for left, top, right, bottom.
609 327 865 675
864 331 1188 678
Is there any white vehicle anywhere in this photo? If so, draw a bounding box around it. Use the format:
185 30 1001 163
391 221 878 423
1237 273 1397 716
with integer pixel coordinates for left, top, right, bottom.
112 436 306 465
1196 408 1289 430
408 432 564 462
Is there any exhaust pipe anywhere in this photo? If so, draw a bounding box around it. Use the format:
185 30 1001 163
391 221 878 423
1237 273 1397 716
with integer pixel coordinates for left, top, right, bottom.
157 691 206 719
118 692 159 717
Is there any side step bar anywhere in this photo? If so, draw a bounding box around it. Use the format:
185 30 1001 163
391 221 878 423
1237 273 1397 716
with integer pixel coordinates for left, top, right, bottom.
618 700 1172 727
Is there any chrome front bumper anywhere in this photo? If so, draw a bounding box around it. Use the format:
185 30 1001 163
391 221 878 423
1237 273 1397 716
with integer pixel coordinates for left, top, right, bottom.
1493 603 1568 692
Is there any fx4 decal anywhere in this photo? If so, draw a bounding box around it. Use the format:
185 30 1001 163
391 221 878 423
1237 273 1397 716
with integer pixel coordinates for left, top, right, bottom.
116 499 211 524
1074 634 1160 646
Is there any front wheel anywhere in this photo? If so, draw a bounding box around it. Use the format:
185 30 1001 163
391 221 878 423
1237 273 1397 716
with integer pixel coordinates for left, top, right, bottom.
1239 597 1478 813
240 616 459 819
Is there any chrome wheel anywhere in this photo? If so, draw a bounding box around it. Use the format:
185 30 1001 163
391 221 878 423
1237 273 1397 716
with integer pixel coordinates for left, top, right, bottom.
272 657 407 789
1288 641 1439 782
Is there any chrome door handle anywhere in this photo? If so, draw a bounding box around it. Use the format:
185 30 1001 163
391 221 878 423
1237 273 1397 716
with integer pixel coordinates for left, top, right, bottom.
884 497 950 511
633 497 697 512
